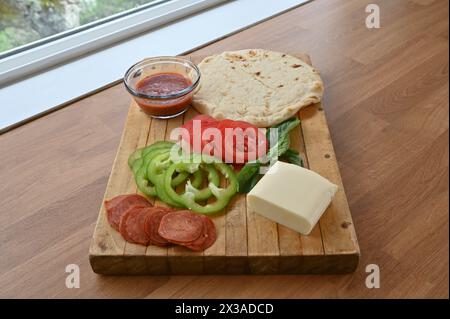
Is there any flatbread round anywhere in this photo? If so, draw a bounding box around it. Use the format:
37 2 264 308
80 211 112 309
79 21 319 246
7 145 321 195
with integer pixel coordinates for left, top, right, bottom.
192 49 324 127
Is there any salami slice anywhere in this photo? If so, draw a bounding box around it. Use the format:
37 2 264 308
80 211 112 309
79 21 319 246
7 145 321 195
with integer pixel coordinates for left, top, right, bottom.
119 206 151 245
200 215 216 250
182 215 216 251
104 194 151 231
158 211 204 243
143 207 173 247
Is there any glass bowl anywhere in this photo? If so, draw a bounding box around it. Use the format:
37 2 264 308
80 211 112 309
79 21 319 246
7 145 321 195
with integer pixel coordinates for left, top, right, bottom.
123 57 201 119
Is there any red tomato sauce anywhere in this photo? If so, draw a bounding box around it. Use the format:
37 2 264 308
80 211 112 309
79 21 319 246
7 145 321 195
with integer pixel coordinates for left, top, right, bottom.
133 73 193 117
136 73 192 96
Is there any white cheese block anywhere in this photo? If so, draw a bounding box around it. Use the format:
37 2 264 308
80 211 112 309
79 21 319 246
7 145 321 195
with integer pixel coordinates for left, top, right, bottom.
247 161 338 235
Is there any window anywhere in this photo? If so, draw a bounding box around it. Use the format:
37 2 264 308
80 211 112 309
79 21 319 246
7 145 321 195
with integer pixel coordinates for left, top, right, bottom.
0 0 226 86
0 0 309 132
0 0 165 55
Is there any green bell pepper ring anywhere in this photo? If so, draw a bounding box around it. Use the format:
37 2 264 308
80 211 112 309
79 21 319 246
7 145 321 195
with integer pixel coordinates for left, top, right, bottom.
171 170 203 188
138 147 171 177
135 164 157 197
131 157 144 175
132 149 199 197
164 161 237 214
165 162 221 203
147 152 184 207
130 145 171 179
184 164 220 201
133 147 172 197
128 148 143 169
146 152 209 207
141 141 174 157
146 152 203 187
128 141 174 168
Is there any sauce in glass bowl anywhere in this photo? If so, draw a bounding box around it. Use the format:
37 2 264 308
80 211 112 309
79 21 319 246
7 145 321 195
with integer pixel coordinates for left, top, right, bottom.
124 57 200 119
136 73 192 96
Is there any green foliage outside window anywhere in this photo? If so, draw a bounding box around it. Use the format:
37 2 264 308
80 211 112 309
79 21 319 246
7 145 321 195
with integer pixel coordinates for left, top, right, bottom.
0 0 156 54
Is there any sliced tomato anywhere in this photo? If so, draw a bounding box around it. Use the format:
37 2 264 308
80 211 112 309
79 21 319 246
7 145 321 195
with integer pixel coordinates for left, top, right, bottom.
180 115 219 154
180 115 267 163
181 115 217 142
217 120 267 164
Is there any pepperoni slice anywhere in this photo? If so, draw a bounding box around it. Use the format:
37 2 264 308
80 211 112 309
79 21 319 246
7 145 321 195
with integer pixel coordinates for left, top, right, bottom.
104 194 151 231
143 207 173 247
199 216 216 250
158 211 204 243
182 215 216 251
119 206 151 245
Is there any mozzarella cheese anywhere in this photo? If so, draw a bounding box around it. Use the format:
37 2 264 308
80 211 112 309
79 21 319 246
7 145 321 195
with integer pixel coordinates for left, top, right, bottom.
247 161 338 235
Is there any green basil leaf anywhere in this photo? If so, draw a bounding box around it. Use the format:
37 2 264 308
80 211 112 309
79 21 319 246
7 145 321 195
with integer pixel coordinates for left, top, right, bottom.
268 117 300 143
238 118 301 193
237 162 261 193
247 171 262 192
264 117 300 162
281 148 303 167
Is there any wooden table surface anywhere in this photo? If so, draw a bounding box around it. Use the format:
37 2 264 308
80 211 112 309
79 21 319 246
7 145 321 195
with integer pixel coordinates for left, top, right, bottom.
0 0 448 298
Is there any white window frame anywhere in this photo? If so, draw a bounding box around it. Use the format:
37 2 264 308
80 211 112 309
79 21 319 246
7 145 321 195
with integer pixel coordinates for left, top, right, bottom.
0 0 310 133
0 0 227 86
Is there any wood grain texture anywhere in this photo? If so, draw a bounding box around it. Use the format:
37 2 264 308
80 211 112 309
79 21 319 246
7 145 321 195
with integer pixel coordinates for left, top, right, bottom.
0 0 448 297
89 53 358 274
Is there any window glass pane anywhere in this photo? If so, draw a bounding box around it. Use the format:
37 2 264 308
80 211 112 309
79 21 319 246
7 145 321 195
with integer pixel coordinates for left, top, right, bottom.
0 0 160 54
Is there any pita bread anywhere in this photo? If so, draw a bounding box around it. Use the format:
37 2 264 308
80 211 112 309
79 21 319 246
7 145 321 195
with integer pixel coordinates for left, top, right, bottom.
192 49 324 127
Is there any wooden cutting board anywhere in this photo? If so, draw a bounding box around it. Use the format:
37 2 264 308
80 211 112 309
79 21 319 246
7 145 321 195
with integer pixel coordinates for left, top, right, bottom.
89 53 360 275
